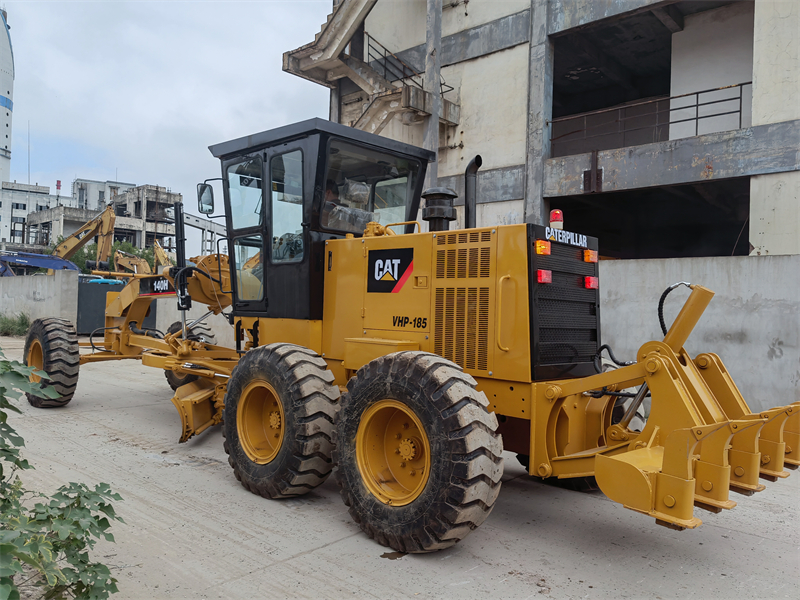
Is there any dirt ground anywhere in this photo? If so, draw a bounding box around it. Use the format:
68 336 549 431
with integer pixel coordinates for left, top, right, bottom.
1 335 798 600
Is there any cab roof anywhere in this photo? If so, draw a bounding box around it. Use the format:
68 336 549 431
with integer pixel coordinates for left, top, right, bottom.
208 118 436 163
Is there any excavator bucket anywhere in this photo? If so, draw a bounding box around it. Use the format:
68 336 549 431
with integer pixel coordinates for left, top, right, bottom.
589 285 796 530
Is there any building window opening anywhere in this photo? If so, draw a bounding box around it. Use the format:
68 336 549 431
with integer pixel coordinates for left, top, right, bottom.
549 177 750 259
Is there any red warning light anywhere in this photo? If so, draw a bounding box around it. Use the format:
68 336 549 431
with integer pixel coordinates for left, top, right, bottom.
537 269 552 284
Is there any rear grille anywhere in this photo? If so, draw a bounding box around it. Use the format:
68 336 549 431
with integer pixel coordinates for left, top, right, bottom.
433 228 494 373
530 224 600 380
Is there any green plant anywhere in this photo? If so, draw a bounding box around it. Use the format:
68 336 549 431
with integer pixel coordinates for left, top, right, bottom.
0 314 31 337
0 349 123 600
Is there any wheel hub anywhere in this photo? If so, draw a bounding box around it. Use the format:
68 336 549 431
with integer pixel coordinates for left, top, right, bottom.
398 438 419 461
356 400 431 506
237 379 285 464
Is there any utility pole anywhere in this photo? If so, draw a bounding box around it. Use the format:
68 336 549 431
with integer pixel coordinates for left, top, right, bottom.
423 0 442 190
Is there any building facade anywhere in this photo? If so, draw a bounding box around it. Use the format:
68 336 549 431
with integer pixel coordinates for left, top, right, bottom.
0 9 13 185
284 0 799 259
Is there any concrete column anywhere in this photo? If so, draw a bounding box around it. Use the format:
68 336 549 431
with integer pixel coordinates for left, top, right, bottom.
423 0 442 189
329 80 341 123
749 0 800 256
523 0 553 225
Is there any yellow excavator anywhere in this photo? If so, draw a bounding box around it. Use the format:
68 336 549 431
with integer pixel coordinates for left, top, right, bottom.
47 204 116 274
23 119 798 554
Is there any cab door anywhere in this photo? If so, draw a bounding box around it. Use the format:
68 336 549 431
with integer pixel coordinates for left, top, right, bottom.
264 143 312 319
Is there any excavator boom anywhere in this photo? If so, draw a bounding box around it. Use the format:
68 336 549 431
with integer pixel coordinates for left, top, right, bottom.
49 204 116 273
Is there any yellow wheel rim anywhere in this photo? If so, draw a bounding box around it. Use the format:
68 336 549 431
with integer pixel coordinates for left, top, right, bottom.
356 400 431 506
28 339 43 384
237 379 285 464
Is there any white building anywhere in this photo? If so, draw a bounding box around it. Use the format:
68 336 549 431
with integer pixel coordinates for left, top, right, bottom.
0 9 14 184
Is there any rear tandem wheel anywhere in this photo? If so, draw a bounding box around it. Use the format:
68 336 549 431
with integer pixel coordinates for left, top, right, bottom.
223 343 339 498
335 351 504 553
23 318 80 408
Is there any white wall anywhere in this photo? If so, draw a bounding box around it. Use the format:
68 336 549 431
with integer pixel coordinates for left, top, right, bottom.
748 0 800 256
669 2 754 140
599 254 800 412
0 270 78 323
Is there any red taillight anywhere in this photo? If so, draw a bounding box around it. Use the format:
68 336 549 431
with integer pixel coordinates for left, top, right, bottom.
585 276 599 289
584 249 598 263
538 269 552 284
535 240 551 255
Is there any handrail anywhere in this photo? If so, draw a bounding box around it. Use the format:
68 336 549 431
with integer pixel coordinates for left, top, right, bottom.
549 82 752 146
363 32 454 96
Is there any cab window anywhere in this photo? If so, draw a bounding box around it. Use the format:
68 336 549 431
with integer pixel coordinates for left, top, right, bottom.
227 157 263 230
270 150 304 263
322 141 420 234
232 235 263 302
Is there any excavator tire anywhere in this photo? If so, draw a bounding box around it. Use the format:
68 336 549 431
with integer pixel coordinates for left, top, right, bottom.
163 321 217 391
335 351 504 553
223 343 339 499
23 318 80 408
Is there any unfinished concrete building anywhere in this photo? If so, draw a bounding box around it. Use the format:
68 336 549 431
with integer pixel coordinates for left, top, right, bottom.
284 0 799 259
25 184 181 251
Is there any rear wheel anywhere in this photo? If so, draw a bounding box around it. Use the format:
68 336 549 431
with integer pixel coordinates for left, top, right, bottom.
23 318 80 408
223 343 339 498
164 320 217 391
335 351 503 553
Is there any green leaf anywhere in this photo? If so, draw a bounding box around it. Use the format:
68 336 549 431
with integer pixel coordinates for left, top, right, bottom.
0 580 21 600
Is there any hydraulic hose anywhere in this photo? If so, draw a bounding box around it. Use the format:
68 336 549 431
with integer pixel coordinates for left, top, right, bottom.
658 282 693 336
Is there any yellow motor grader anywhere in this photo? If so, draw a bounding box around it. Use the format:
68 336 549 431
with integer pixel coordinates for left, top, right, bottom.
23 119 798 553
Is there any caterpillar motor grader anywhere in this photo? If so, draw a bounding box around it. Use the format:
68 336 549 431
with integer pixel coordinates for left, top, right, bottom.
23 119 798 553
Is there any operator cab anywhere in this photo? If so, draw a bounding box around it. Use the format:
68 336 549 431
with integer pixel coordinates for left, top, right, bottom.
203 118 433 320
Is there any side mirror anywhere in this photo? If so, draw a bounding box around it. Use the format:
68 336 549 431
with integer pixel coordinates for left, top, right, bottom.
197 183 214 214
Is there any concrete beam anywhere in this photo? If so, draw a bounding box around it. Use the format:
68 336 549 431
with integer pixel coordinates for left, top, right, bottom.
543 119 800 197
183 213 227 237
651 4 684 33
438 165 526 206
337 56 395 94
548 0 680 35
394 10 531 72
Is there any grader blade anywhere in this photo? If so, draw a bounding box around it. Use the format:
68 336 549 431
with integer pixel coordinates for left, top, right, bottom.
170 379 222 443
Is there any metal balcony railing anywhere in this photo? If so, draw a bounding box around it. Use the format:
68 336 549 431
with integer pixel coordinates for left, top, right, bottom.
549 82 752 157
364 32 453 96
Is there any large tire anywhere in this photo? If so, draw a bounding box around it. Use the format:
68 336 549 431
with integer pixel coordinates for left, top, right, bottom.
335 351 503 553
223 343 339 498
164 320 218 391
23 318 80 408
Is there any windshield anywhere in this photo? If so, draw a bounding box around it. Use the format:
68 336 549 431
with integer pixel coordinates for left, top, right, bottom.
227 157 263 230
321 140 420 234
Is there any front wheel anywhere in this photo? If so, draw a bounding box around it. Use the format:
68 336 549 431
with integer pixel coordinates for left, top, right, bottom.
335 352 503 553
223 343 339 498
23 318 80 408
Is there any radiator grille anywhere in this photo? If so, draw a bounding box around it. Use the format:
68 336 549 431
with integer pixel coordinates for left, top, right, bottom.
437 231 492 245
434 287 489 371
436 247 491 279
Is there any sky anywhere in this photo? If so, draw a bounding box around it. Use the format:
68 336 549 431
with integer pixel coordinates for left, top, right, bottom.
5 0 333 253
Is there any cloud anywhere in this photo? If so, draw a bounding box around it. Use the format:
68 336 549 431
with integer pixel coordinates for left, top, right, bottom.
6 0 331 252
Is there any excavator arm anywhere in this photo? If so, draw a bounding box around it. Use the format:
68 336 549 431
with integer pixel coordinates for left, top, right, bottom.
114 249 152 275
153 240 172 271
49 204 116 273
